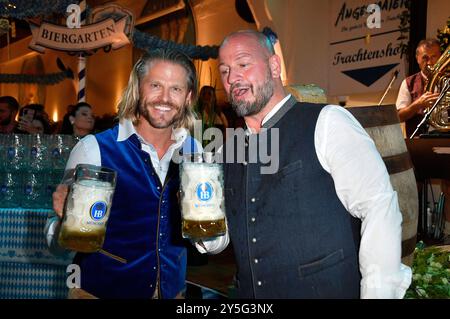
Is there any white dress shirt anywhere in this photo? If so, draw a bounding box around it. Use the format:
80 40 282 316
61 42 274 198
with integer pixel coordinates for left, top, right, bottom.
198 95 412 299
395 78 412 110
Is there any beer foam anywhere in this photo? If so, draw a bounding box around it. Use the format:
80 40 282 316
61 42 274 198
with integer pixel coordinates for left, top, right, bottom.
180 163 225 221
63 179 114 233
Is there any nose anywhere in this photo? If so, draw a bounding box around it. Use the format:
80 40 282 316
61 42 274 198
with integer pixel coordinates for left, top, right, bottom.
160 87 170 102
227 68 242 86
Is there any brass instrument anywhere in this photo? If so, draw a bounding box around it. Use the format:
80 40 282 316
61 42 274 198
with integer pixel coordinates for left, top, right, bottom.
424 44 450 131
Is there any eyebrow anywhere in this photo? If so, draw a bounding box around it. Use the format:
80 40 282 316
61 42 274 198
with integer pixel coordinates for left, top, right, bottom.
219 52 253 67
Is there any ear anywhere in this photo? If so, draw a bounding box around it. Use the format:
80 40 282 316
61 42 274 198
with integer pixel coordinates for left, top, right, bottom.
186 91 193 107
69 115 75 124
269 54 282 79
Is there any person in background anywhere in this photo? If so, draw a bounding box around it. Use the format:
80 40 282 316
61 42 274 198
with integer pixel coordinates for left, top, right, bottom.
197 29 412 299
45 48 200 299
59 102 95 138
0 96 20 134
196 85 229 133
396 38 450 242
396 39 442 137
15 104 51 134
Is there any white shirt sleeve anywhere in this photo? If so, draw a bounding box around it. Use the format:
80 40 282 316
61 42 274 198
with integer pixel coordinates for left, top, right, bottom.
315 105 412 299
65 134 101 170
193 232 230 255
45 135 101 253
395 79 411 110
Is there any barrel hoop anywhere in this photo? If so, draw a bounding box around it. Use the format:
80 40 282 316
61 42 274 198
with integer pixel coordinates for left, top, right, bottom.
348 106 399 128
402 234 417 258
383 152 413 175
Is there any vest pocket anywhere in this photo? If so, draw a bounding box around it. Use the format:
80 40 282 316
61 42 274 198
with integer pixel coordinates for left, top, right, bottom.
269 160 303 197
98 249 128 264
298 248 344 278
277 160 303 179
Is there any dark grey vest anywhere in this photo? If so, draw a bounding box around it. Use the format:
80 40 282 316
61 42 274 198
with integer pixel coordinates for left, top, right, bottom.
224 98 361 298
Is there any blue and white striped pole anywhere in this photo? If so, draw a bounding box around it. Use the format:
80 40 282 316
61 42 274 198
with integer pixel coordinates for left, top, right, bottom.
77 0 87 102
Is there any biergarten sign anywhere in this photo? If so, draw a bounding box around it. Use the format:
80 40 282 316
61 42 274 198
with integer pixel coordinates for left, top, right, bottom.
29 4 134 54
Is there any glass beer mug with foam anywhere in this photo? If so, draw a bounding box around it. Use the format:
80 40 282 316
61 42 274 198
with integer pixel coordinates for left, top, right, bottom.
180 153 226 239
58 164 116 253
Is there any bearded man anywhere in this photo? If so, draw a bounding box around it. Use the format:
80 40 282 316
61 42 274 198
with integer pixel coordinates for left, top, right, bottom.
46 48 200 299
198 30 412 299
0 96 19 134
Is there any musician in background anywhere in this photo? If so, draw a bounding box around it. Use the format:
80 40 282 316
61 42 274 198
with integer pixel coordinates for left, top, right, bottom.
396 39 442 137
397 39 450 242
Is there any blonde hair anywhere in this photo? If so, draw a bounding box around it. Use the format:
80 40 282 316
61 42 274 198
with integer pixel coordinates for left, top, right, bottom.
117 48 198 131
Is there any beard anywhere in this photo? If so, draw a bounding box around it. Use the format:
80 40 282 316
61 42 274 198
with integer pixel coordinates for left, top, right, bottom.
0 117 11 126
139 99 183 129
228 70 274 118
0 113 14 126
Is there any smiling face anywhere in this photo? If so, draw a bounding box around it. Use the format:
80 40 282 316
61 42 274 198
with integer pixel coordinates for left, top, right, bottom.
219 34 276 118
138 60 192 129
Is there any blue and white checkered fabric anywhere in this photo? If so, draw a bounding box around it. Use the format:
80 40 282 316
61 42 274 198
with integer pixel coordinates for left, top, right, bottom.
0 208 71 299
0 208 72 265
0 262 68 299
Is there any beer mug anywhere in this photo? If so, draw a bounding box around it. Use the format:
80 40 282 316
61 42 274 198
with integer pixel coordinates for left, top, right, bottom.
58 164 116 253
180 153 226 239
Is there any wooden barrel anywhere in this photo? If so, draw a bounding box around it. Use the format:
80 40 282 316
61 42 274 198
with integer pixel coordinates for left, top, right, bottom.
347 105 418 266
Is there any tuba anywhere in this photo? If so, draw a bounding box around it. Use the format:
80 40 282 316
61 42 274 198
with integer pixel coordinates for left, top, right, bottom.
424 44 450 131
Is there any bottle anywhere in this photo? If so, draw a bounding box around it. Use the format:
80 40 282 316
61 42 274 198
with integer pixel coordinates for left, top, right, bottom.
29 133 48 172
0 171 21 208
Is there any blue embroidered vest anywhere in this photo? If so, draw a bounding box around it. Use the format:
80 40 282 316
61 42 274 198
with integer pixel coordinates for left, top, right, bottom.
74 125 195 298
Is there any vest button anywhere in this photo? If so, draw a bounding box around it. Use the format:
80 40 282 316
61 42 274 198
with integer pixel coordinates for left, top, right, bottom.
254 258 258 263
251 198 256 202
252 237 257 243
242 161 248 166
251 217 256 222
257 281 262 286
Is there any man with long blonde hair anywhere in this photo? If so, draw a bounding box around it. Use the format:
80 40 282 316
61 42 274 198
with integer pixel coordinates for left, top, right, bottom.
46 48 201 299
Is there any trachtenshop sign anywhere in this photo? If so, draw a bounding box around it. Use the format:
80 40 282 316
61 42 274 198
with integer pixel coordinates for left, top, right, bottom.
328 0 410 96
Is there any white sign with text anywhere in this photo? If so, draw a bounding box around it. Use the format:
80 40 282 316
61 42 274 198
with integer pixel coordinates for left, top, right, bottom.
329 0 410 96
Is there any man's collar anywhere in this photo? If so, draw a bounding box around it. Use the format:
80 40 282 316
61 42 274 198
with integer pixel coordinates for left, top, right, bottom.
261 94 292 126
117 118 188 145
117 119 137 142
244 94 292 134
